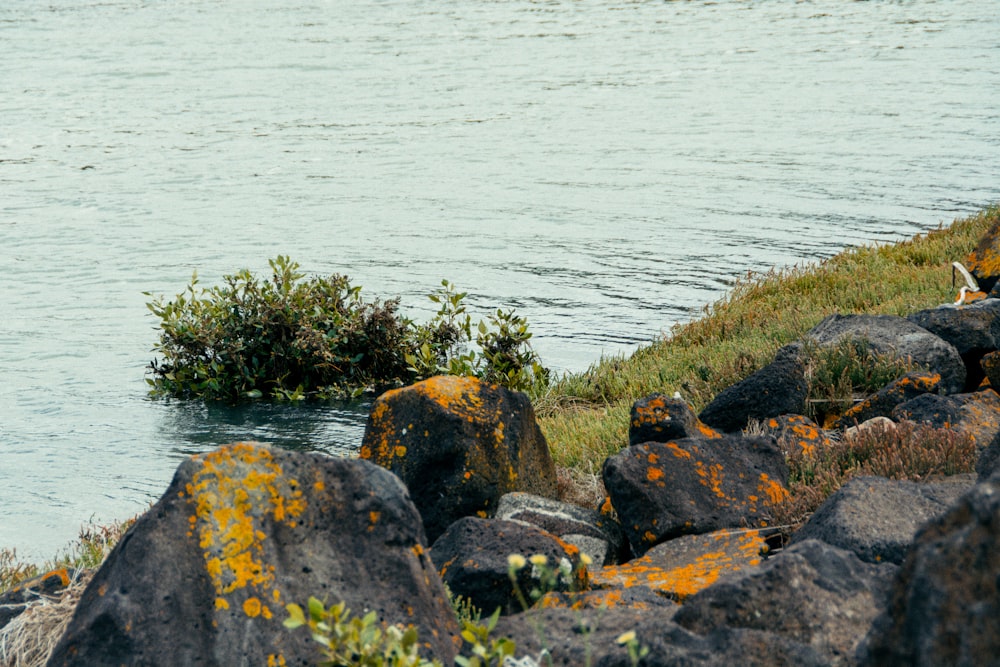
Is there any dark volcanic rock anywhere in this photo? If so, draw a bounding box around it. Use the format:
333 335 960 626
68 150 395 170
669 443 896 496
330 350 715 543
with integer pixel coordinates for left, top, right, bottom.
602 436 789 555
830 371 942 430
981 350 1000 390
908 299 1000 390
47 443 458 667
861 472 1000 666
759 414 834 459
698 344 808 433
892 389 1000 452
429 517 584 616
496 606 827 667
676 539 898 667
964 222 1000 294
495 492 628 566
360 375 558 542
629 393 721 445
806 314 966 395
790 475 975 564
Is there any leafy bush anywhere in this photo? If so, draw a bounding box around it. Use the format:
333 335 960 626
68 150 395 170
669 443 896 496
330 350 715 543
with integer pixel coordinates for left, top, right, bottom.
145 257 547 401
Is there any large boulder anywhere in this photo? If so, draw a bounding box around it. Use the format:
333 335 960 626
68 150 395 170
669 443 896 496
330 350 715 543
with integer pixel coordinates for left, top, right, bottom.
495 606 827 667
429 517 585 617
629 393 721 445
861 471 1000 666
360 375 558 542
602 436 789 555
759 414 833 458
790 475 975 564
589 528 773 603
698 344 808 433
908 299 1000 389
891 389 1000 452
805 314 966 395
675 539 898 667
495 492 628 566
964 220 1000 293
46 443 458 667
829 371 941 430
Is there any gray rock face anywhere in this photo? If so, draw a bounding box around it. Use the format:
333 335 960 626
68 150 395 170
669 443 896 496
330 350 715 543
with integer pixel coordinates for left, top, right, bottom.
629 393 721 445
495 606 827 667
602 436 789 555
891 390 1000 452
806 314 966 395
429 517 584 617
698 344 808 433
790 475 975 564
675 539 898 667
908 299 1000 389
861 472 1000 666
360 375 558 542
495 492 628 566
46 443 458 667
830 371 942 430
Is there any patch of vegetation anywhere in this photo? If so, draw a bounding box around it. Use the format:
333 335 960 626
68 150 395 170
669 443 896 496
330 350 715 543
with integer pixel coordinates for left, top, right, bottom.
800 338 924 425
145 257 547 401
770 420 976 526
284 597 515 667
538 205 999 473
0 518 133 595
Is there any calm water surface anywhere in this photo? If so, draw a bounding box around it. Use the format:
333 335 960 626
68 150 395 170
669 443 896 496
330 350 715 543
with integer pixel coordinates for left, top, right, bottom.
1 0 998 559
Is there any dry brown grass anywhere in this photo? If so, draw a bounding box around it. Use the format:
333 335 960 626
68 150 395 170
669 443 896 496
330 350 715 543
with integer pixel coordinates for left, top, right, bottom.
0 571 91 667
555 464 607 510
770 420 977 527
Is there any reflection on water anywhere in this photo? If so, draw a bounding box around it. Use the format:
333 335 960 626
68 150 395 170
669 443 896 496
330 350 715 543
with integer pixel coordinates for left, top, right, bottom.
1 0 998 558
160 399 370 459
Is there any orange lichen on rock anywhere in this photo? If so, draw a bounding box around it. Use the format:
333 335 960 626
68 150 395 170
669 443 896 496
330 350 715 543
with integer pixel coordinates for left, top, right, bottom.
665 442 692 460
183 442 306 620
592 529 767 602
696 422 723 439
757 473 790 505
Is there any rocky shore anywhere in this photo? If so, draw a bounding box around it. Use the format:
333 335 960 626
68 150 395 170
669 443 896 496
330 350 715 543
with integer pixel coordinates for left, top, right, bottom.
6 222 1000 666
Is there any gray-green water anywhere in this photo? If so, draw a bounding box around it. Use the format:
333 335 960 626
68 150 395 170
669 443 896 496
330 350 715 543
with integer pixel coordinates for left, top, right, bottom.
1 0 998 559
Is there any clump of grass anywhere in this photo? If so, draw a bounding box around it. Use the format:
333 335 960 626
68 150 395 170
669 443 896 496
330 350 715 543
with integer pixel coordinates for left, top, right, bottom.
0 571 92 667
538 205 999 470
0 518 133 595
800 338 925 425
770 420 976 527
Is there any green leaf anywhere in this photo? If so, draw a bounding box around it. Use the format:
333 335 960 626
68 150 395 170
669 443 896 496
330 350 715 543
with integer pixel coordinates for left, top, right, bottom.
284 603 306 629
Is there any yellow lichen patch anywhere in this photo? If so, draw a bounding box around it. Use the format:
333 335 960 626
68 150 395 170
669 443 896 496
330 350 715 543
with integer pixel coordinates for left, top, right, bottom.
215 597 230 610
267 655 287 667
394 445 407 458
646 466 665 483
414 375 484 419
359 401 397 464
695 421 722 439
184 442 305 618
647 452 660 465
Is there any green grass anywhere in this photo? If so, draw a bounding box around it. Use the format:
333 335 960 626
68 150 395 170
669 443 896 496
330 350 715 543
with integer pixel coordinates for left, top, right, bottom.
535 205 1000 471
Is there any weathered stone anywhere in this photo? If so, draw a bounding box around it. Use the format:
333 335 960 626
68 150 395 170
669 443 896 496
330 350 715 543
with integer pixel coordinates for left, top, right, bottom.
602 436 789 555
908 299 1000 389
675 539 898 667
981 350 1000 389
860 472 1000 666
843 416 897 441
360 375 558 542
964 220 1000 293
429 517 585 617
805 314 966 395
790 475 975 564
698 344 808 433
629 393 721 446
590 528 772 603
830 371 941 430
892 389 1000 451
759 414 834 459
47 443 458 667
495 492 628 566
495 606 827 667
976 430 1000 480
0 568 81 631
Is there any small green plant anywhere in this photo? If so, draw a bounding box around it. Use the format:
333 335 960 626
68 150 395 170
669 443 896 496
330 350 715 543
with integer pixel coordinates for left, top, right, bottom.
801 338 924 423
146 261 548 401
284 597 516 667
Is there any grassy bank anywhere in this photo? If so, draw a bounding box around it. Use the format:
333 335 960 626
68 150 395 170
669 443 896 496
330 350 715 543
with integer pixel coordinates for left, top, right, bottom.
535 205 1000 472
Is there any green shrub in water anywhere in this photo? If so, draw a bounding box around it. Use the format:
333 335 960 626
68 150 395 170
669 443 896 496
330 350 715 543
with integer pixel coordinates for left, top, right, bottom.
145 256 547 401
